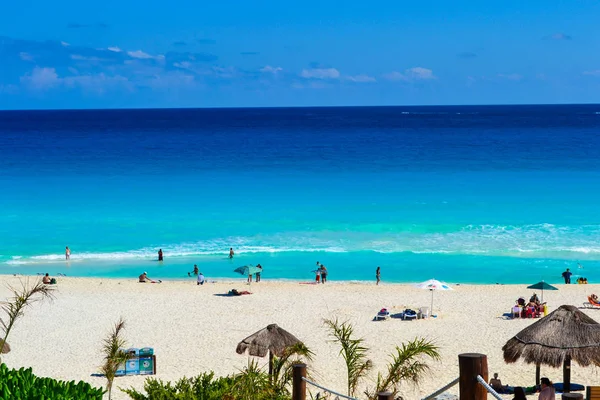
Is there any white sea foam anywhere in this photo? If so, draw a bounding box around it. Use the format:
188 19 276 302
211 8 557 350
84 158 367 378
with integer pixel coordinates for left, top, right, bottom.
5 223 600 264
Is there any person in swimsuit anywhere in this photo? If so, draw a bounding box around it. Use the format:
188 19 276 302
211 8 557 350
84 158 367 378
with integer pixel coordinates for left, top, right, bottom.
158 249 163 261
229 248 234 259
376 266 381 285
65 246 71 260
320 265 327 284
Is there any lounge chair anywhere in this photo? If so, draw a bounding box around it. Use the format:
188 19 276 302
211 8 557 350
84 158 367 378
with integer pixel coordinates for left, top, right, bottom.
402 309 418 321
583 295 600 309
374 308 390 321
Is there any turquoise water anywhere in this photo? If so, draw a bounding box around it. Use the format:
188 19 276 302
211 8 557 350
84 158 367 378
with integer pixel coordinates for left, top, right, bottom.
1 106 600 283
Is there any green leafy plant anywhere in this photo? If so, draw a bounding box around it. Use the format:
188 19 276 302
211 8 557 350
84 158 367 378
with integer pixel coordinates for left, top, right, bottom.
270 341 314 395
122 372 237 400
366 337 441 400
324 318 372 397
0 363 104 399
0 279 54 362
100 317 131 400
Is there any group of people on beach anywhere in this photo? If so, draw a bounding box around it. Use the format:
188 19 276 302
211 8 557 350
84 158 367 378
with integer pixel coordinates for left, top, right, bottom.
490 373 556 400
315 262 328 283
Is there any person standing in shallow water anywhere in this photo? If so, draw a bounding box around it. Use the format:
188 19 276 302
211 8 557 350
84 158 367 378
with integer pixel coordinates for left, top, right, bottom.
376 266 381 285
229 248 234 259
158 249 163 261
562 268 572 284
65 246 71 260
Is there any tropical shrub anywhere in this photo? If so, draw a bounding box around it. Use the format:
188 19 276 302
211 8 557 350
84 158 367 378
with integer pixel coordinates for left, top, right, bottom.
323 318 441 400
122 366 290 400
0 363 104 399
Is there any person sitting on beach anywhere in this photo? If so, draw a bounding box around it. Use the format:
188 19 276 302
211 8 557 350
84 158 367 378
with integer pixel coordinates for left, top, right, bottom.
512 386 527 400
197 272 205 286
490 373 503 392
139 272 156 283
538 377 555 400
529 293 539 304
42 273 56 285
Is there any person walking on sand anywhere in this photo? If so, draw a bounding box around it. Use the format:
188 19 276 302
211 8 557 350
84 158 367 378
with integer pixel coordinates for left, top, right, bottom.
376 266 381 285
65 246 71 260
562 268 572 284
229 248 234 259
158 249 163 261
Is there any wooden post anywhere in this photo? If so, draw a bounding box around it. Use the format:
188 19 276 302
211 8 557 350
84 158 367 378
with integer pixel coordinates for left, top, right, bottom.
563 356 571 393
459 353 488 400
292 364 306 400
535 364 540 386
377 392 393 400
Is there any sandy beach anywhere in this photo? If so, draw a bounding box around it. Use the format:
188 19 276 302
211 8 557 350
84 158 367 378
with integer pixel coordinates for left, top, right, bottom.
1 275 599 399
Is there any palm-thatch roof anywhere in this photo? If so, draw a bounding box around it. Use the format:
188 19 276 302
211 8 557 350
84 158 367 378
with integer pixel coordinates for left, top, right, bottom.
236 323 301 358
503 305 600 368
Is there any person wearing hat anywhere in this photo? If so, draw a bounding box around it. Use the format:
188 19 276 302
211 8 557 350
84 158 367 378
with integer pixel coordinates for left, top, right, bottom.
139 271 156 283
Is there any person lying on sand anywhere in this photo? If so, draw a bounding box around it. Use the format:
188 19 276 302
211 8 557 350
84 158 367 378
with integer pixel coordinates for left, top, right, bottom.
228 289 252 296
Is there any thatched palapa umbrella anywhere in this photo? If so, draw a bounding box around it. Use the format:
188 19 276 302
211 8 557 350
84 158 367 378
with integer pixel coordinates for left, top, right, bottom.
502 305 600 393
236 323 302 375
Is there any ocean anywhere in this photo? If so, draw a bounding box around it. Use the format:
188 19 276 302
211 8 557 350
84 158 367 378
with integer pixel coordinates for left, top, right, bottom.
1 105 600 284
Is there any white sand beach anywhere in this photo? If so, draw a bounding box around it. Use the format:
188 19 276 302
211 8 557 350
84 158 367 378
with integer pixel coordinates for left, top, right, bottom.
1 275 599 399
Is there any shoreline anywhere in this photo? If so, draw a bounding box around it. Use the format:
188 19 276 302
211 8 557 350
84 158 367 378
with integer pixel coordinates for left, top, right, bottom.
1 276 598 400
0 273 580 286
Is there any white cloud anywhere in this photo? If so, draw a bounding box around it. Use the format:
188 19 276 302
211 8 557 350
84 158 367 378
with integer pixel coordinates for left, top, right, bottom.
108 46 122 53
497 73 523 81
21 67 60 90
61 41 70 47
583 70 600 77
383 67 436 82
260 65 283 74
300 67 340 80
345 74 376 83
19 52 33 61
127 50 154 59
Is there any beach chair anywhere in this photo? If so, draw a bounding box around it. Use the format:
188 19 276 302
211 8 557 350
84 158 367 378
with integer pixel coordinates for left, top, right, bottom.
587 386 600 400
419 307 430 319
374 308 390 321
402 309 418 321
583 296 600 309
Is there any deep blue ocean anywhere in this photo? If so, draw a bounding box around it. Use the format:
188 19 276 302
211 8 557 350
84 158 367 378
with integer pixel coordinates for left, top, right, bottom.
1 105 600 283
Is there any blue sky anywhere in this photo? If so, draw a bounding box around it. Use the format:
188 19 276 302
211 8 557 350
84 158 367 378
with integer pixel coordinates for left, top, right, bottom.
1 0 599 109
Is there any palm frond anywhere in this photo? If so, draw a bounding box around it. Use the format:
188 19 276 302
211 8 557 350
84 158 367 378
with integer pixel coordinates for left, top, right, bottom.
0 279 54 359
100 317 130 400
323 318 372 396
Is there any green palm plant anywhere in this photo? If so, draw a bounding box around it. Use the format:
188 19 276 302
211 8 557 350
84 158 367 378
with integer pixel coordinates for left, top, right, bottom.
366 337 441 400
323 318 372 397
0 279 54 361
233 359 274 400
271 342 314 394
100 317 130 400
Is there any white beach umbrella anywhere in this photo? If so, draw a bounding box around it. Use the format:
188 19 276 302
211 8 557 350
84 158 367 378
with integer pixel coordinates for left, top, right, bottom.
415 279 454 314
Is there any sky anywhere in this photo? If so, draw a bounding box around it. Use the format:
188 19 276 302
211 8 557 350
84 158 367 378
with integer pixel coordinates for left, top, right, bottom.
1 0 599 109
